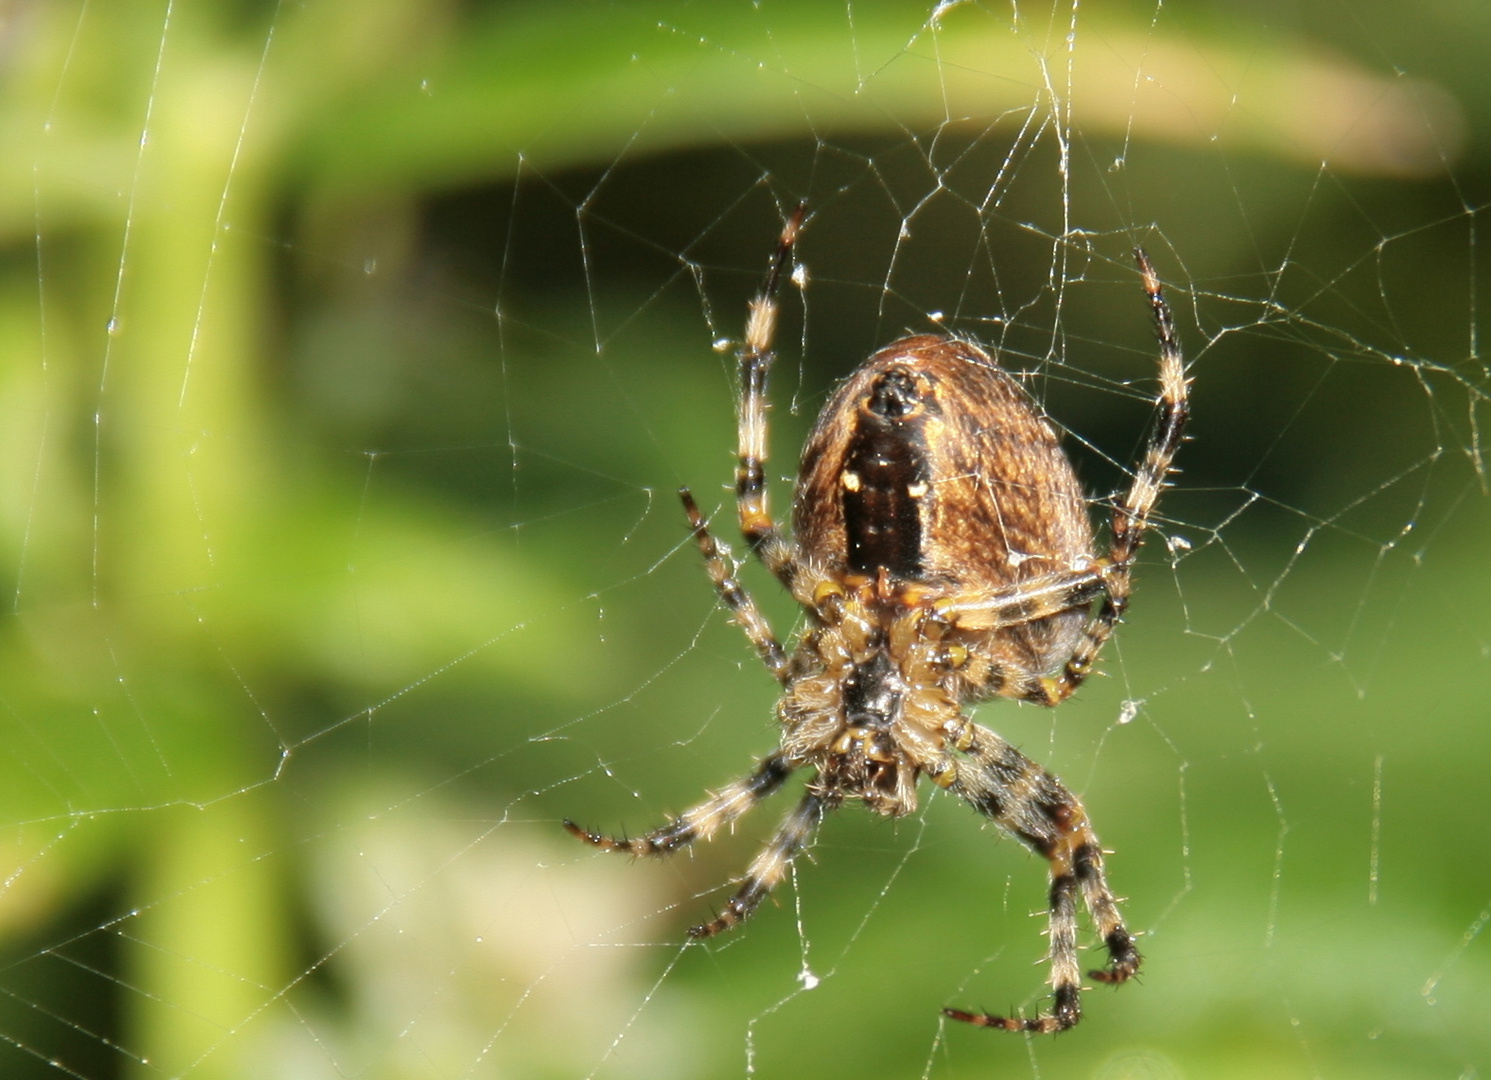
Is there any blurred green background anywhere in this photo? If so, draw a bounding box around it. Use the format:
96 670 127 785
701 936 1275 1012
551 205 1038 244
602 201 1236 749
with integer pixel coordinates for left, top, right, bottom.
0 1 1488 1078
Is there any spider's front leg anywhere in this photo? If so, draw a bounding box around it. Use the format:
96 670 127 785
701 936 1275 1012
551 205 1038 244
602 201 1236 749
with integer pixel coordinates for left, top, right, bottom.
942 722 1140 1034
564 752 794 857
688 787 834 938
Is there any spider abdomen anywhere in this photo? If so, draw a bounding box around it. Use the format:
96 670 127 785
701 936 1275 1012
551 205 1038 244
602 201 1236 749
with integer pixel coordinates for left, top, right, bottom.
841 369 934 576
794 335 1096 678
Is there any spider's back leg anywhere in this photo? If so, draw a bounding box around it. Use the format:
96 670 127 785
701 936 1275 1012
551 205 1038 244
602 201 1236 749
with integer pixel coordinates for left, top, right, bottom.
735 204 806 587
679 487 787 682
1039 248 1189 707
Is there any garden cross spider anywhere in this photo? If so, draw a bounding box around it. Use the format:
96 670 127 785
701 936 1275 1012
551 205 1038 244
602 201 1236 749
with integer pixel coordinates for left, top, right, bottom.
565 205 1188 1033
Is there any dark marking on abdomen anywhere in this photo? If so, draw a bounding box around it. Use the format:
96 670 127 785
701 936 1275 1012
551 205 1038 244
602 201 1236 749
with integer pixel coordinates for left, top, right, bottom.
842 369 932 577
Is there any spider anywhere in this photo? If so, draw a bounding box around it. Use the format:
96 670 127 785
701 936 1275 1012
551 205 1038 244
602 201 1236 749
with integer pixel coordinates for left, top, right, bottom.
565 204 1187 1033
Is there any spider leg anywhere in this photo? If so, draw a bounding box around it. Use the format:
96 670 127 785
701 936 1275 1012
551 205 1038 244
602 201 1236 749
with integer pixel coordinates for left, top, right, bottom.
936 565 1108 631
679 487 787 682
564 752 794 857
1038 248 1189 707
943 721 1139 1034
933 565 1109 706
736 203 806 589
937 568 1114 706
688 786 833 938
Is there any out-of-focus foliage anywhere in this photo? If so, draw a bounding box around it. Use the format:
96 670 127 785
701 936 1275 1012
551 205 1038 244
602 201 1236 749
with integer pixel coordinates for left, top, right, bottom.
0 1 1487 1078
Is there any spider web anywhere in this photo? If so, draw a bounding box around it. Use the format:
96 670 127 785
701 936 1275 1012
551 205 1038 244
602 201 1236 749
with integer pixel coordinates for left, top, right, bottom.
3 1 1489 1078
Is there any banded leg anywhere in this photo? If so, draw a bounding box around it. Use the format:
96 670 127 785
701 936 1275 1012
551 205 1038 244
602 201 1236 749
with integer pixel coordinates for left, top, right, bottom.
936 565 1109 631
679 487 787 682
1038 247 1189 707
689 786 833 938
564 753 794 857
937 566 1108 707
943 722 1140 1034
736 203 806 587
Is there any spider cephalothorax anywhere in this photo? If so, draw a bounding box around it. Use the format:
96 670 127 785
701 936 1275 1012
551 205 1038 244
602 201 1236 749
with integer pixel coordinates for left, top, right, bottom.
566 205 1187 1033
